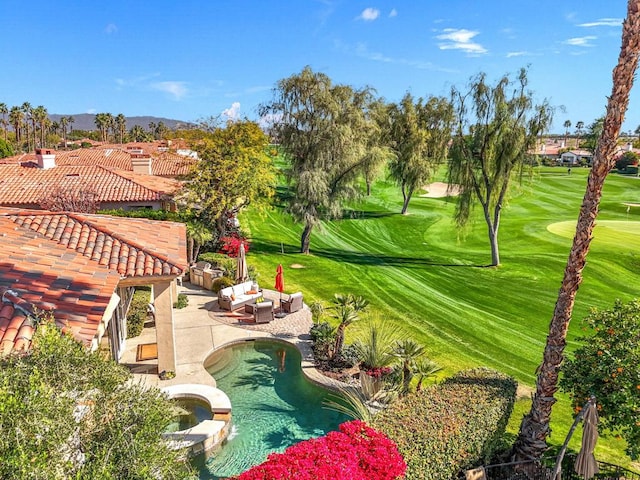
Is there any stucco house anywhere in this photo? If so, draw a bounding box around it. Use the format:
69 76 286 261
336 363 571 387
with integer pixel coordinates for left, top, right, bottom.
0 207 187 373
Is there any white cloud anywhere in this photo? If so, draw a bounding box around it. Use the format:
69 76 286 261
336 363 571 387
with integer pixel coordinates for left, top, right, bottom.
506 51 526 58
151 81 188 99
105 23 118 34
564 36 597 47
389 8 397 18
578 18 622 27
222 102 241 121
86 108 96 114
334 39 457 73
357 7 380 21
436 28 487 55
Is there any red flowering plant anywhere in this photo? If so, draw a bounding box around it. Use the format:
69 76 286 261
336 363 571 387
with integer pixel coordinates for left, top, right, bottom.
219 234 250 258
364 366 393 379
237 420 406 480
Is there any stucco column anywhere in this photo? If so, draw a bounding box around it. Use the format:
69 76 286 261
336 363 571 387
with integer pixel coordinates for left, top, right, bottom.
171 278 178 300
154 280 176 374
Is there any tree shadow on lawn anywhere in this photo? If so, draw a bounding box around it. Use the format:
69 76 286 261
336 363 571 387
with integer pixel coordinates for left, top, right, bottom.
251 239 491 267
340 209 397 220
309 245 490 268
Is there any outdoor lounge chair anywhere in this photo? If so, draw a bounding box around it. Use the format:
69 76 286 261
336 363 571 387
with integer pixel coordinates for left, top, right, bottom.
254 301 274 324
281 292 303 313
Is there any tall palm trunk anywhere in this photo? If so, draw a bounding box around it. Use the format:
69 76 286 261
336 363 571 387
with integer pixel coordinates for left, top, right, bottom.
513 1 640 462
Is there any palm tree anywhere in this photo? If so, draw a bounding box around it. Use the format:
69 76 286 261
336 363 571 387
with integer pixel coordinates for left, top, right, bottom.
21 102 32 151
32 105 48 148
575 120 585 148
513 0 640 462
9 106 24 145
414 358 442 392
331 294 369 361
185 221 213 265
129 124 146 142
563 119 571 145
116 114 126 144
392 339 426 395
59 116 68 148
0 103 8 142
353 321 397 372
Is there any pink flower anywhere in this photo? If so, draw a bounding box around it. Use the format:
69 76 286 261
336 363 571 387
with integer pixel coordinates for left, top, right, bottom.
237 420 406 480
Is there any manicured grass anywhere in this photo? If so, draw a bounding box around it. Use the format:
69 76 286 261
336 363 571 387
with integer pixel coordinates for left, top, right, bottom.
243 166 640 467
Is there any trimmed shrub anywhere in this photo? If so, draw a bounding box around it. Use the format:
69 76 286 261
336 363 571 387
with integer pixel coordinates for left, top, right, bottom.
198 252 231 269
173 293 188 309
373 367 517 480
237 420 406 480
127 287 151 338
212 276 235 293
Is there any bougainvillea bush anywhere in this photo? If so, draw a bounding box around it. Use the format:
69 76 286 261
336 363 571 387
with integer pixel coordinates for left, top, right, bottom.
373 368 516 480
219 234 250 258
237 420 406 480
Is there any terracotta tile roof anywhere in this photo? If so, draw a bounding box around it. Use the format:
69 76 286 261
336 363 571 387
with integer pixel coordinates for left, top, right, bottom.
56 148 132 170
0 163 182 208
1 147 196 177
0 208 187 355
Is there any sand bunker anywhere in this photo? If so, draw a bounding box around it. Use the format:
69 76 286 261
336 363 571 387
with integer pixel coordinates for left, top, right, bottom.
420 182 461 198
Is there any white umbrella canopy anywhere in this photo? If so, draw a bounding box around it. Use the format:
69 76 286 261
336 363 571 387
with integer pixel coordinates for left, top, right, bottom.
575 400 599 479
236 243 248 283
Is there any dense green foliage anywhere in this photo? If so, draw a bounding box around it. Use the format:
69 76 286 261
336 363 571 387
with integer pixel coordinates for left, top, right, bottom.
0 318 193 479
182 119 275 241
0 137 14 157
386 93 454 214
245 166 640 464
212 276 235 293
561 299 640 459
373 368 516 479
173 293 189 309
127 286 152 338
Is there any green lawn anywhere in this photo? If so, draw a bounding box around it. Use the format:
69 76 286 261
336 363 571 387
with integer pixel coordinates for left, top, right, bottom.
243 166 640 467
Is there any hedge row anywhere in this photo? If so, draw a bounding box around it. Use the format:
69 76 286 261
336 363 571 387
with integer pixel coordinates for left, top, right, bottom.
372 367 517 480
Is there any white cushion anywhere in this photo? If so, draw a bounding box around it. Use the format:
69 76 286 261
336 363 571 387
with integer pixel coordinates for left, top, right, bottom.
220 287 233 296
256 301 272 308
290 292 303 299
232 285 244 296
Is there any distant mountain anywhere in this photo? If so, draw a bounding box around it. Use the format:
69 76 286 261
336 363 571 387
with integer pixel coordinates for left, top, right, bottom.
48 114 194 131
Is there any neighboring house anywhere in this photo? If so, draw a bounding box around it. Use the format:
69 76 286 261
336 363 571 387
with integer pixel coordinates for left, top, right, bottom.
0 207 187 372
1 143 197 178
0 149 182 211
559 149 594 166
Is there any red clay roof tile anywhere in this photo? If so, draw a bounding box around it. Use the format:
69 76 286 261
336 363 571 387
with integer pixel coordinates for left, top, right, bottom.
0 207 187 356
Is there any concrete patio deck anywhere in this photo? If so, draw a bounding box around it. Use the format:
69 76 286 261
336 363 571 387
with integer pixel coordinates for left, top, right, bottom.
121 282 348 392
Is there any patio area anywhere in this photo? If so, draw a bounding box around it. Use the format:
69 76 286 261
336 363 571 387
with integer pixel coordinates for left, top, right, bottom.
120 282 346 391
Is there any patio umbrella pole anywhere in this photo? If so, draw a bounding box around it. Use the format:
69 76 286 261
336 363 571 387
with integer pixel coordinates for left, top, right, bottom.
552 396 596 480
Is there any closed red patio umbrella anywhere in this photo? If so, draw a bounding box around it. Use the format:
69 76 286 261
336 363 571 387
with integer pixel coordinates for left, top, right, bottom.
274 264 286 317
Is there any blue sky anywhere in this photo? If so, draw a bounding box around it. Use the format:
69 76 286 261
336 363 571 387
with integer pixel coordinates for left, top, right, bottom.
1 0 636 133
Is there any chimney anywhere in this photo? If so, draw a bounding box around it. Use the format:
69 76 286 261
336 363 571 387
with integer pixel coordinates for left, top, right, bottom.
560 140 565 148
627 142 633 151
130 153 152 174
36 148 56 169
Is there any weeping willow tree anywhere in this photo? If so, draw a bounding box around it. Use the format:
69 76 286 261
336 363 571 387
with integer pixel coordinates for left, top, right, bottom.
448 68 552 266
260 66 374 254
387 93 454 215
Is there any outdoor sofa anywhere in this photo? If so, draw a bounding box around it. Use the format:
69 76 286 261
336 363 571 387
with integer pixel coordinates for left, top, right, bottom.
218 281 261 310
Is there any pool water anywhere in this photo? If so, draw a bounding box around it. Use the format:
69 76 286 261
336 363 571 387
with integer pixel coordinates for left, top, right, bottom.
195 340 349 479
165 398 213 433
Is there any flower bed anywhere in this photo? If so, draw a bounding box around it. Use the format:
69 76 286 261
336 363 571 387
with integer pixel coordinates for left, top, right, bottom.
236 420 406 480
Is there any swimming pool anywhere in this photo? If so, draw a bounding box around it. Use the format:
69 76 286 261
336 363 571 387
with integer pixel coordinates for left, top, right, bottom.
195 340 349 479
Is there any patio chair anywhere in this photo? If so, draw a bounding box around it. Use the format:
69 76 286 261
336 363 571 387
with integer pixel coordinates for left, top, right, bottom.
254 301 274 324
281 292 303 313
